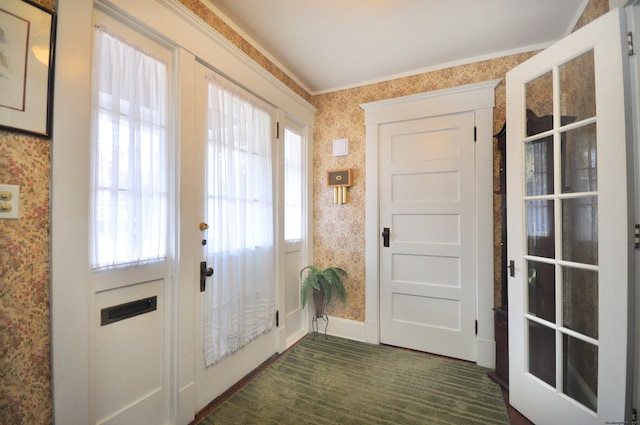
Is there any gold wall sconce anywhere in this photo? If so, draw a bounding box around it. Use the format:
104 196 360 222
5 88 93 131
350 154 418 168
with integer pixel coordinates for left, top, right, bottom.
327 168 352 204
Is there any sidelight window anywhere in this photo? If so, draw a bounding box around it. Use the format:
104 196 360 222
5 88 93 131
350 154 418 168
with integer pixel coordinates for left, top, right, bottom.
284 127 303 242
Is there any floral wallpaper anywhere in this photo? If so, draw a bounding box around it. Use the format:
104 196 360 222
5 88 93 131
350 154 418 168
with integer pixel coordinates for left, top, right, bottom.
0 2 54 425
574 0 609 31
0 132 51 425
0 0 608 423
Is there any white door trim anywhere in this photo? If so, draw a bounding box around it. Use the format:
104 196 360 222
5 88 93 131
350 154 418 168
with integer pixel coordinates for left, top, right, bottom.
51 2 94 424
361 79 499 367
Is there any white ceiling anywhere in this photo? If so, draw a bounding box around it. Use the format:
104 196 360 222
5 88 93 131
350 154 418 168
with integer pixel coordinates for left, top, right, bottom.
205 0 589 94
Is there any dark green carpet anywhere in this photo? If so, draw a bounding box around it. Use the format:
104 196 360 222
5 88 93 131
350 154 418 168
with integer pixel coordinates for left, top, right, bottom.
199 335 509 425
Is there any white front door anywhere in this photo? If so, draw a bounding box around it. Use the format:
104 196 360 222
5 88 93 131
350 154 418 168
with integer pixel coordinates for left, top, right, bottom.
506 8 633 424
183 62 279 412
379 111 477 361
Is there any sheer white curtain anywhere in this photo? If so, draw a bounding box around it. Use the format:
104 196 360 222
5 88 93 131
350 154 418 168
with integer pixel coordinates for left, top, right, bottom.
203 70 276 366
91 28 168 270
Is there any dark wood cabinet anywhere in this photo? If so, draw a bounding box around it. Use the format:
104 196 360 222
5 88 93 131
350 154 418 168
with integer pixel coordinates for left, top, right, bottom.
489 307 509 389
489 123 509 389
488 110 575 391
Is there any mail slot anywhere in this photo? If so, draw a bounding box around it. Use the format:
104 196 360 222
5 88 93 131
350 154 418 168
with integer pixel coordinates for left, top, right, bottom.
101 296 157 326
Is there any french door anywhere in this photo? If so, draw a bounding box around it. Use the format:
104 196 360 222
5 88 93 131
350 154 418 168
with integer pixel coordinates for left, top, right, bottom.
506 8 633 424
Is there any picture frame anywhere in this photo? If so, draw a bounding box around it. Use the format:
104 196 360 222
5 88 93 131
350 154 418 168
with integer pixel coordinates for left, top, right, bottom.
0 0 56 137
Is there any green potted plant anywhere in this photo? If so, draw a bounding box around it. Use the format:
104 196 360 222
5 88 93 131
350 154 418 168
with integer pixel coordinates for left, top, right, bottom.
300 265 347 318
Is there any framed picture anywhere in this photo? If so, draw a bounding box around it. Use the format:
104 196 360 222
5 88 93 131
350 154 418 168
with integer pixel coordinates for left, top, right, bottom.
0 0 56 137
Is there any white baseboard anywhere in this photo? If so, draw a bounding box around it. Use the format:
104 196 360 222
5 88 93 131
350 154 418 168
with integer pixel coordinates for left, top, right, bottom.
477 337 496 369
364 319 380 344
285 328 309 349
324 316 366 342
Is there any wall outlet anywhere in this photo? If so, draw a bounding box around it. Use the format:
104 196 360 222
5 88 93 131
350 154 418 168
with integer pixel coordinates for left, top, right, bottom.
0 184 19 220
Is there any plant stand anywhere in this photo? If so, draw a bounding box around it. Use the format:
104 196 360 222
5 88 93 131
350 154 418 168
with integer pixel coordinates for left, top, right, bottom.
311 289 329 338
312 313 329 339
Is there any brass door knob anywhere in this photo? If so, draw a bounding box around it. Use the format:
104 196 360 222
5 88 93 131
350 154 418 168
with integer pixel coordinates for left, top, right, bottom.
199 222 209 231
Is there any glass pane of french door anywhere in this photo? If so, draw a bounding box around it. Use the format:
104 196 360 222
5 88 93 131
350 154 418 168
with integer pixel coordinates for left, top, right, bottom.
522 49 599 412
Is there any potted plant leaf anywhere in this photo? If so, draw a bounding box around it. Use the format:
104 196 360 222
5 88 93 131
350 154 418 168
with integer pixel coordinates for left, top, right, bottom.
300 265 347 318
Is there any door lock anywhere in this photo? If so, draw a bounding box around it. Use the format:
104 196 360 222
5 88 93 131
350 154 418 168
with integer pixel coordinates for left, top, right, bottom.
200 261 214 292
200 222 209 246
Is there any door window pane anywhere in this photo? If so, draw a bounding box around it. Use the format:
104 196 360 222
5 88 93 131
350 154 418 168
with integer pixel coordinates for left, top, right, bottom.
525 138 554 196
526 72 553 136
562 124 597 193
562 267 598 339
560 50 596 122
563 334 598 412
526 199 555 258
562 197 598 265
284 128 302 242
527 261 555 323
529 320 556 387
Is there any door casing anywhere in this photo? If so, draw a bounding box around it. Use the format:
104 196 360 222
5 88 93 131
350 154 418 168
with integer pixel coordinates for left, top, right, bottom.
361 80 498 368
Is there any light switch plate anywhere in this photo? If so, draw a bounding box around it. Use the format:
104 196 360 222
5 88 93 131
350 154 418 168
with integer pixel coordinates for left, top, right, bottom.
0 184 19 220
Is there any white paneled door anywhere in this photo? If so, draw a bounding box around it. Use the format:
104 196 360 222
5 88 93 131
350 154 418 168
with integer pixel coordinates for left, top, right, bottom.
506 8 634 425
379 111 477 361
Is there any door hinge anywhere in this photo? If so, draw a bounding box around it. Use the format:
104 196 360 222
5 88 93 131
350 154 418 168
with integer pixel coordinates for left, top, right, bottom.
275 310 279 327
635 224 640 249
629 32 635 56
276 121 280 139
474 126 477 142
475 320 478 335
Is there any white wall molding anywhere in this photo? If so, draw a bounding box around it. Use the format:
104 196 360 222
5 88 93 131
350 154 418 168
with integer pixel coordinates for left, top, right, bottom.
324 317 367 342
362 79 501 125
